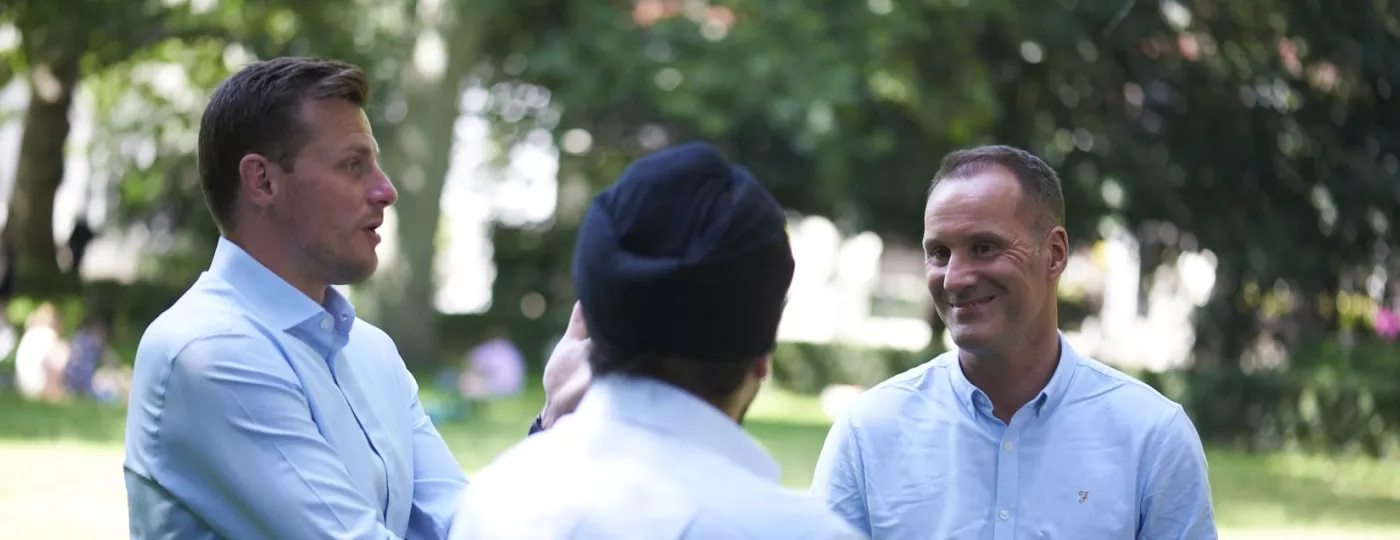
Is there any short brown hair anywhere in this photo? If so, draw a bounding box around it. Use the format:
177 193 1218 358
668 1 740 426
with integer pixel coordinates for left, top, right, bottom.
930 145 1066 233
197 57 371 232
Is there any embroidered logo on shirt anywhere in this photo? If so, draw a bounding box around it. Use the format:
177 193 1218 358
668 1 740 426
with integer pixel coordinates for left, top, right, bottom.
1078 490 1089 503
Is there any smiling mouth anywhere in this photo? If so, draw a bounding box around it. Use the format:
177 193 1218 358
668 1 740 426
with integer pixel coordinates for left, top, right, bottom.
951 296 995 309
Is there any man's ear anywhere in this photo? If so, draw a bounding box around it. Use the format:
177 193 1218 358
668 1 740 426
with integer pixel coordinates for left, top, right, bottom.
753 354 771 381
1046 226 1070 280
238 154 278 209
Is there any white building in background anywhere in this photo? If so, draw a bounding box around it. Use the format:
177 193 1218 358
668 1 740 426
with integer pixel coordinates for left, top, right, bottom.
776 212 1220 370
777 215 932 351
1057 221 1218 371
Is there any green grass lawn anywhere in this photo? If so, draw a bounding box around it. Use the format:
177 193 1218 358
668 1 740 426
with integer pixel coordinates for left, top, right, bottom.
2 386 1398 539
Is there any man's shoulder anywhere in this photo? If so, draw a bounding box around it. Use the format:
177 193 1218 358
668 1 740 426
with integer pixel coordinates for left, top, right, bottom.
1070 353 1184 416
347 317 396 350
837 350 955 424
140 279 270 356
134 278 303 385
460 426 862 540
455 427 702 537
1057 353 1197 446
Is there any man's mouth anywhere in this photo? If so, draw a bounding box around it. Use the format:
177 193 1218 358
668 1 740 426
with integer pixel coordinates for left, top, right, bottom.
951 296 995 309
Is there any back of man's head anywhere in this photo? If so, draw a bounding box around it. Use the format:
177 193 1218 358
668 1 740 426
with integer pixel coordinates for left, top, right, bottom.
572 142 795 404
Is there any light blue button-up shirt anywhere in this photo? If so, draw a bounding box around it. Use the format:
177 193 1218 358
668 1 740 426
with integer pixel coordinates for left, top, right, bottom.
812 336 1217 540
449 374 867 540
124 237 468 540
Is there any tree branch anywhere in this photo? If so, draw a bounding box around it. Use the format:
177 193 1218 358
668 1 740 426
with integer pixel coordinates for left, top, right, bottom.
1103 0 1139 38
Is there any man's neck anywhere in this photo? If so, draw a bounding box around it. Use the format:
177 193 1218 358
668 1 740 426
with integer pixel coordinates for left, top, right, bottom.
959 326 1061 423
224 231 327 305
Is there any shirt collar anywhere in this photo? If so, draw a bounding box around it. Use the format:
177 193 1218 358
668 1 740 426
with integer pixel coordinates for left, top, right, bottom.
206 236 356 331
944 331 1082 419
574 374 782 482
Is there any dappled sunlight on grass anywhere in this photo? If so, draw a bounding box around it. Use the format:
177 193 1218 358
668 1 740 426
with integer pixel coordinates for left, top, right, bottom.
1 387 1399 538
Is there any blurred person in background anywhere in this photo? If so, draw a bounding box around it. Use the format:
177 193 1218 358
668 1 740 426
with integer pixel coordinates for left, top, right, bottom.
450 142 866 540
64 217 96 275
424 327 527 423
812 145 1216 539
13 302 65 400
458 327 526 402
61 314 114 400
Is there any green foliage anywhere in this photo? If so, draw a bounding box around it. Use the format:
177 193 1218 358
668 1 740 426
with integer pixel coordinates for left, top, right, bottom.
478 0 1400 372
1 0 1396 441
1142 335 1400 458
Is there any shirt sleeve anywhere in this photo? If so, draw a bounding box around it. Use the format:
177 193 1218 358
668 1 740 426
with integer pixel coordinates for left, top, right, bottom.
152 332 404 540
1138 406 1219 540
811 411 872 537
401 364 470 539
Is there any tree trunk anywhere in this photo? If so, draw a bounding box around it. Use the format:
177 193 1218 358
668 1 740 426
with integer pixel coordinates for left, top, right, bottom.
3 40 81 299
1193 256 1252 368
355 2 490 369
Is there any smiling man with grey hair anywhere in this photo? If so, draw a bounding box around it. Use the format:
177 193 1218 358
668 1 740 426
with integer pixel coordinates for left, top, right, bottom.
812 145 1217 539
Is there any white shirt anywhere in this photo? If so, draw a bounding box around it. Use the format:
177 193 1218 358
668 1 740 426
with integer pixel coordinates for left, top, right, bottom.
450 374 866 540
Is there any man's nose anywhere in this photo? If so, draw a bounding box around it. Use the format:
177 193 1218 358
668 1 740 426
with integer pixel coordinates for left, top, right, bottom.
942 253 979 293
369 168 398 207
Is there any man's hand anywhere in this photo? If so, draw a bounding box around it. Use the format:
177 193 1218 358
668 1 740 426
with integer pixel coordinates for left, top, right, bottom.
539 301 592 430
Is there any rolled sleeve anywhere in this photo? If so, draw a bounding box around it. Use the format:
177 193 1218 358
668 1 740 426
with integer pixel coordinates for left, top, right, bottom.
152 333 403 540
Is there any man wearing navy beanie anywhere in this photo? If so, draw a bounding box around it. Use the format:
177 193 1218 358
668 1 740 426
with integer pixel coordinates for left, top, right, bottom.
449 142 866 539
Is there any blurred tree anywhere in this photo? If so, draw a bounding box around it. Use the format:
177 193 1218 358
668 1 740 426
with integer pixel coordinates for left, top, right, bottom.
487 0 1397 345
0 0 275 297
3 0 1396 406
350 0 505 367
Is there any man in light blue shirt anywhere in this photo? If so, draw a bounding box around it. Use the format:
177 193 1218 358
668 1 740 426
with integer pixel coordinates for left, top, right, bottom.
812 145 1217 539
124 57 467 539
449 142 865 540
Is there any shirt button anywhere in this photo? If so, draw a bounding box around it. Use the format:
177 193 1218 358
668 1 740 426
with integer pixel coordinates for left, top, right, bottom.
1003 441 1014 451
999 509 1010 521
320 319 331 329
